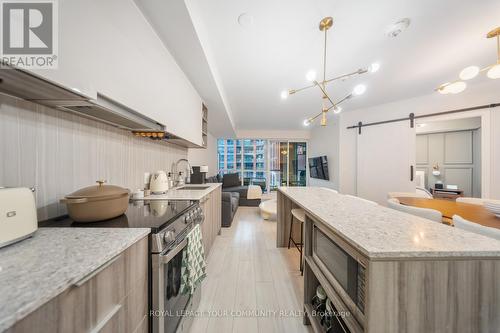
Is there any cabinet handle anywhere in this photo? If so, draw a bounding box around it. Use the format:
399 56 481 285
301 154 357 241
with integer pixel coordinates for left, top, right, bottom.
74 253 122 287
90 304 122 333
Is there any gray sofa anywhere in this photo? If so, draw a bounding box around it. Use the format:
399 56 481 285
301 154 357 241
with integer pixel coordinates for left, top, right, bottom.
220 173 262 207
206 175 239 228
206 173 262 227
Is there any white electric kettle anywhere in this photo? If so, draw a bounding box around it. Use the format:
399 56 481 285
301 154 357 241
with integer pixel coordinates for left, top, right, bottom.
150 171 169 194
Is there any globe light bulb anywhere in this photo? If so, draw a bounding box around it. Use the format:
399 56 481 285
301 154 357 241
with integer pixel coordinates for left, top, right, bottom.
333 106 343 114
303 118 311 126
459 66 480 80
369 63 380 73
306 70 317 82
447 81 467 94
280 90 288 99
353 84 367 96
487 64 500 79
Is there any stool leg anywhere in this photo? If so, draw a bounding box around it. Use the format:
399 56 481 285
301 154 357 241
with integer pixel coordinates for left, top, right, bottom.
288 213 293 249
300 221 303 275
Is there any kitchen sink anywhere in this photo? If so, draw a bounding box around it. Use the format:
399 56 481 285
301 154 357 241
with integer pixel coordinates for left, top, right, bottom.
177 186 211 190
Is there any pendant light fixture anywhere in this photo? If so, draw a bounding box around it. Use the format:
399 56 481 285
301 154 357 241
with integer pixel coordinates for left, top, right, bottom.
281 17 379 127
437 27 500 94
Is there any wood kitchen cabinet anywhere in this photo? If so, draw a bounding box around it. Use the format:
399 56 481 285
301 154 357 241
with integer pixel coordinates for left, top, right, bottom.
200 186 222 255
6 236 148 333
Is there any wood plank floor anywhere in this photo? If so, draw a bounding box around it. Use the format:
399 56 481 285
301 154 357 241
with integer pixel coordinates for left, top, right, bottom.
189 207 312 333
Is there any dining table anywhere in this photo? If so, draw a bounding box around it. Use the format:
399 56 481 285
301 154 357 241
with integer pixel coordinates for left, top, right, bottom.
396 197 500 229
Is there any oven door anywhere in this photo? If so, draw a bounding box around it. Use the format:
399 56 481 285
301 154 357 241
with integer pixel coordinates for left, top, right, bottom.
152 238 191 333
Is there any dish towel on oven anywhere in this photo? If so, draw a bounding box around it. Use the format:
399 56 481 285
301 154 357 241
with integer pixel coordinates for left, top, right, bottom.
180 224 206 295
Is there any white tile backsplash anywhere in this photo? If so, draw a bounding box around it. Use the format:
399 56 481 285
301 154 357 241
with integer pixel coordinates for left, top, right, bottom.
0 94 187 220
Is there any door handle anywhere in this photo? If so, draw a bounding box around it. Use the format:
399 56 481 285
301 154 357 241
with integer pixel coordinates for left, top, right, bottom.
410 165 414 182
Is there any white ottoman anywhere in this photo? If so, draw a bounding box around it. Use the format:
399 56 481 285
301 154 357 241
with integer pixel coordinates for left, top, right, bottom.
259 199 277 220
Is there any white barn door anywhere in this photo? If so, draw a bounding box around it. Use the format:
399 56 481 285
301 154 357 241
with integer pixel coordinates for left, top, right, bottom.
356 121 416 205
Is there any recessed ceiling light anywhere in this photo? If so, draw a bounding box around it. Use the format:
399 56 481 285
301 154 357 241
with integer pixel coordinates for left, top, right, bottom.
238 13 254 28
386 18 411 38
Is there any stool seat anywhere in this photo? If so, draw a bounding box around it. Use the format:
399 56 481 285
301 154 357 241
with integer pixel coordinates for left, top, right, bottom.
291 208 305 223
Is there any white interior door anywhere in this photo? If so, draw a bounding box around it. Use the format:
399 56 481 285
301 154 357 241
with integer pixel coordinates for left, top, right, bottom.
356 121 416 205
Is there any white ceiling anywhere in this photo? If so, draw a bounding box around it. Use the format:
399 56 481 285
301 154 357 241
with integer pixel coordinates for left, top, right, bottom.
184 0 500 131
135 0 236 137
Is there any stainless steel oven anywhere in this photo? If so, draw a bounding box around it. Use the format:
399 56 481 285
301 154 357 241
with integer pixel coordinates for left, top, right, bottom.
151 205 204 333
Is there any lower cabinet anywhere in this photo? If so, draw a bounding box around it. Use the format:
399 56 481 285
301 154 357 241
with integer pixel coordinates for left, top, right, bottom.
200 186 222 255
7 236 149 333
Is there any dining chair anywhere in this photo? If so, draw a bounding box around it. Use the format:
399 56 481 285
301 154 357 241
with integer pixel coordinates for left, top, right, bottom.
456 197 486 205
416 186 433 198
345 194 377 205
387 198 442 223
452 215 500 241
456 197 500 206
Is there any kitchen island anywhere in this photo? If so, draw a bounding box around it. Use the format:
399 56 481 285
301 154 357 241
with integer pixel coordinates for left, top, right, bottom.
277 187 500 333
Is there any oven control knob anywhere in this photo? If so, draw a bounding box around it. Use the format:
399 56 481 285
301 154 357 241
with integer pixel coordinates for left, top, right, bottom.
163 230 175 244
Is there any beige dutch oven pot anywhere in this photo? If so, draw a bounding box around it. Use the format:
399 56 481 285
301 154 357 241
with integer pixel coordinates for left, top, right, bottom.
61 180 130 222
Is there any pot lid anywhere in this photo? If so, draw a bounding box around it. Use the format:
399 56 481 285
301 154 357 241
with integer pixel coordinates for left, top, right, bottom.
66 180 129 199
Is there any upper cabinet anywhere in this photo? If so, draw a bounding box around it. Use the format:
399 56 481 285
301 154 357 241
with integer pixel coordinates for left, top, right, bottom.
30 0 203 146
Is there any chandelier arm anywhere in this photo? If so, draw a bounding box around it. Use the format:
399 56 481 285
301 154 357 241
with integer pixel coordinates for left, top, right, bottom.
310 111 324 121
323 69 368 85
335 93 354 106
289 83 317 95
313 81 335 107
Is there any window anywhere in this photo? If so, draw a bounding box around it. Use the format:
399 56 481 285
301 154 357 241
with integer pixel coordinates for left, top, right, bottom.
217 139 307 192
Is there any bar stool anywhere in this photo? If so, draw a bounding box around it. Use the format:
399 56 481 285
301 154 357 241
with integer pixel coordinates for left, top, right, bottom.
288 208 305 274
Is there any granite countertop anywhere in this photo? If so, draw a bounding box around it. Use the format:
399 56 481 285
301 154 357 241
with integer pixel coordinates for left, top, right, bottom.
0 227 150 332
143 182 222 201
279 187 500 259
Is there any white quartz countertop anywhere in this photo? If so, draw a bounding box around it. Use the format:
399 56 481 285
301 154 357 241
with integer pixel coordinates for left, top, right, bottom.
143 183 221 201
0 227 150 332
279 187 500 259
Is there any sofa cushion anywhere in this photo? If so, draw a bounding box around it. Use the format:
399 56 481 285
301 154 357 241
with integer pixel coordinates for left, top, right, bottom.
223 173 240 188
222 186 248 199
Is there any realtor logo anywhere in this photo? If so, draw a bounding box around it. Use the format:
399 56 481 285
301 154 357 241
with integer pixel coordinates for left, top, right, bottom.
0 0 58 69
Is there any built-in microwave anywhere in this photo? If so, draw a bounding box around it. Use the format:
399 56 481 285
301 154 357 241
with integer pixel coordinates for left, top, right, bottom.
312 225 366 313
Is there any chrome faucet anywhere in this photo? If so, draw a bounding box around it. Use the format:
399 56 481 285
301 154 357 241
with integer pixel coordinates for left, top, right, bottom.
172 158 193 186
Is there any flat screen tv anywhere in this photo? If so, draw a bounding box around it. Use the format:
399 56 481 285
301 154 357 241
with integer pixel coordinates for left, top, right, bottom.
308 156 329 180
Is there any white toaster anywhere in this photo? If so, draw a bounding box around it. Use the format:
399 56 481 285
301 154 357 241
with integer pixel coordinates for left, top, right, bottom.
0 187 38 249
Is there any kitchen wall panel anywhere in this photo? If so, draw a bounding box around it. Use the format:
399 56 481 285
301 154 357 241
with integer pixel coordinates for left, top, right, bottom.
0 94 187 221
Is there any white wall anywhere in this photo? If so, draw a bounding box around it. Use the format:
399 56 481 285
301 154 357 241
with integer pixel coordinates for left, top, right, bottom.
0 94 187 221
335 80 500 198
307 115 340 190
188 132 218 176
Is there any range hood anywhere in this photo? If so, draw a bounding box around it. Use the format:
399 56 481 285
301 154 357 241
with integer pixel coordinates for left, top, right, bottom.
0 66 164 131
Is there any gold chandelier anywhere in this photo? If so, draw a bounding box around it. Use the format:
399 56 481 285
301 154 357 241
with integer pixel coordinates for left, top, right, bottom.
281 17 380 127
437 26 500 94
